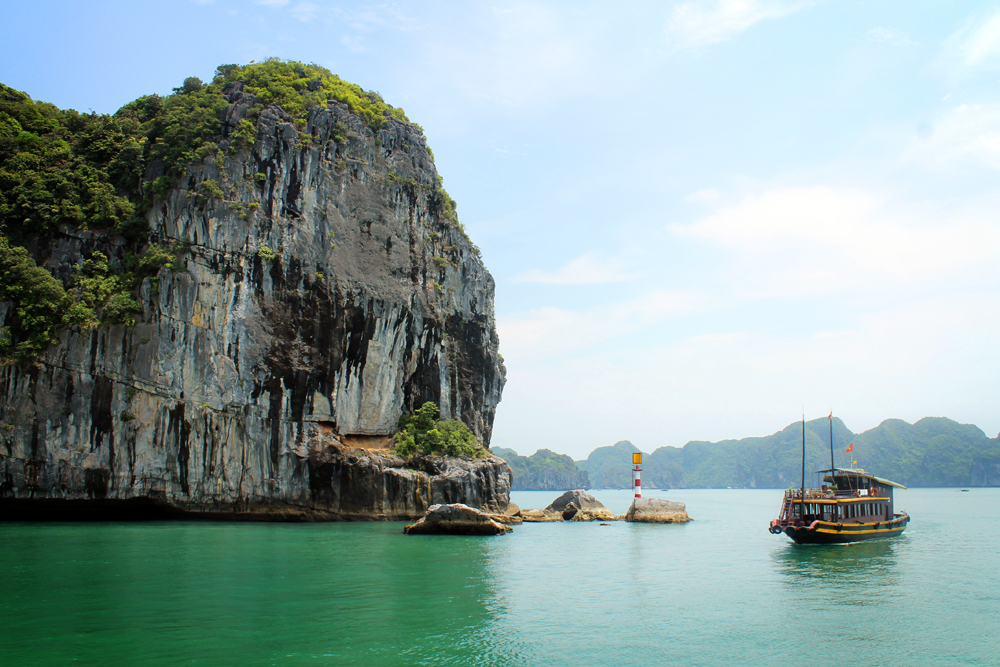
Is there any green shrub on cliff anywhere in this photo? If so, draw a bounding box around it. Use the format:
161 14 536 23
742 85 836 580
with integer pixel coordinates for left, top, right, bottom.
0 237 95 357
393 401 483 458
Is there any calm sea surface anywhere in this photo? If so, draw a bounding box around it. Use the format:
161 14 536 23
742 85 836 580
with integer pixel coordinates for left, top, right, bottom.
2 488 998 666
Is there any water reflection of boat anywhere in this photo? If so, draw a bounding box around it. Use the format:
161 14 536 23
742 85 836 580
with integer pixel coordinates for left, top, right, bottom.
767 414 910 544
773 538 899 590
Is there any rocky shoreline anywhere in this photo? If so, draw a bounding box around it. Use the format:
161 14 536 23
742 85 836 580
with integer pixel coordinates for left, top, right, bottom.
401 490 692 534
1 441 512 522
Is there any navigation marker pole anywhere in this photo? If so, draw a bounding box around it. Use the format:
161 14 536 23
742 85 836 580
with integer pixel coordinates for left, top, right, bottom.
633 453 642 499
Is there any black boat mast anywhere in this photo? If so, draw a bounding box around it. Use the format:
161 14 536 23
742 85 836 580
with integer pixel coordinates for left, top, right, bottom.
800 414 805 516
829 412 835 476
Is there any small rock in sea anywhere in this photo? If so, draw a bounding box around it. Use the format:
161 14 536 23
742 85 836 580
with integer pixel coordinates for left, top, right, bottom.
546 490 605 513
567 504 618 522
485 501 524 524
624 497 692 524
520 508 564 522
599 523 611 526
404 503 512 535
546 490 616 520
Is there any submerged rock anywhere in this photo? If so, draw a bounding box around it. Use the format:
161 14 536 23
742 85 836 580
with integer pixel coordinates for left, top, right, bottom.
624 497 691 524
404 503 512 535
568 506 617 522
520 508 563 522
486 501 523 525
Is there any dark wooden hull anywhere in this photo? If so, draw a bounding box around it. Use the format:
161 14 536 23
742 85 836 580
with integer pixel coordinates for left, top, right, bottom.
781 513 910 544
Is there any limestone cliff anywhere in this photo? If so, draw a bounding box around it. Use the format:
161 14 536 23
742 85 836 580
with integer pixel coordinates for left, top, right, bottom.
0 80 508 519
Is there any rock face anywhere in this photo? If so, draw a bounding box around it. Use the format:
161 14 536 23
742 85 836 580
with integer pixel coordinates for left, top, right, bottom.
624 498 691 524
517 490 617 522
0 91 507 519
568 507 617 522
520 508 564 522
404 503 512 535
546 490 606 514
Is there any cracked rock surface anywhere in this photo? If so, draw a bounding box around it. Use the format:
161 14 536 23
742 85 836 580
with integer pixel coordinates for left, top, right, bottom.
0 95 507 520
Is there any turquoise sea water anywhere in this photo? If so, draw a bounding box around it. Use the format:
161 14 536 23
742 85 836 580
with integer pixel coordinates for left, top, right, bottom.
2 488 998 666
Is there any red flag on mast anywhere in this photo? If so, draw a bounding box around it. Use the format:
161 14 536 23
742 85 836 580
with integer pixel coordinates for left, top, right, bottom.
846 442 854 453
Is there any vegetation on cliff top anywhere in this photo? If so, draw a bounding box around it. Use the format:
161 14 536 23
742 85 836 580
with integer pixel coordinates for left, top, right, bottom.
393 402 484 459
0 59 459 360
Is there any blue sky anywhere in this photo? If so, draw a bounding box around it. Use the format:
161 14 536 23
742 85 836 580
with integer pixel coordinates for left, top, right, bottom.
3 1 999 458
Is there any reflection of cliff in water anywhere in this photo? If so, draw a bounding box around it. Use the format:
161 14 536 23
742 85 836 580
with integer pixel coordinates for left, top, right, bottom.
772 539 902 604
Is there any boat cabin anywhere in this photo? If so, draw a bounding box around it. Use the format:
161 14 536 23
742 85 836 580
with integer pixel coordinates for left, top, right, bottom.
788 468 906 525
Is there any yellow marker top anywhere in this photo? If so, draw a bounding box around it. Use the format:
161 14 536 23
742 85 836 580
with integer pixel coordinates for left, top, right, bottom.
633 453 642 464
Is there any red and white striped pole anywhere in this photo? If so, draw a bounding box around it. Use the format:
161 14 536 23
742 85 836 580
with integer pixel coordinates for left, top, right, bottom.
632 453 642 499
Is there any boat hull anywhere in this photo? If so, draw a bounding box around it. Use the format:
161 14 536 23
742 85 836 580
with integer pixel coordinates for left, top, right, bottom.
780 514 910 544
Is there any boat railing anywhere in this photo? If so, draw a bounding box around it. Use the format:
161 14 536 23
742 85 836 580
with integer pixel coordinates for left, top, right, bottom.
784 488 875 500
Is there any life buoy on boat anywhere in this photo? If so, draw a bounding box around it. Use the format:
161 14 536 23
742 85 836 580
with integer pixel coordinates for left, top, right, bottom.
871 487 879 496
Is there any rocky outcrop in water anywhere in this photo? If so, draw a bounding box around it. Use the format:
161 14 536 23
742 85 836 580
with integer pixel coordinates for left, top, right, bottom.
625 498 691 524
404 502 512 535
0 84 507 519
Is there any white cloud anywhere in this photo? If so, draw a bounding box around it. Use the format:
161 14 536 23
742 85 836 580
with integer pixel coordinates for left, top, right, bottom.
498 289 703 359
290 2 319 22
493 293 1000 458
257 0 289 7
867 27 917 47
420 5 592 110
686 187 722 203
515 252 637 285
905 102 1000 170
958 10 1000 66
669 186 1000 298
668 0 813 50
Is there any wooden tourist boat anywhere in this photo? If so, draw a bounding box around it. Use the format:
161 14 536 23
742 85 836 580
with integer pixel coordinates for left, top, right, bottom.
768 415 911 544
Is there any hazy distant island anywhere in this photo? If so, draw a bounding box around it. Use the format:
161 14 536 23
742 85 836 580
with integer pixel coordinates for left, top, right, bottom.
497 416 1000 490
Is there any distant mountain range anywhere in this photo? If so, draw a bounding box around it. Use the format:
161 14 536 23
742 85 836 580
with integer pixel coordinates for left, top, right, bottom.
494 417 1000 490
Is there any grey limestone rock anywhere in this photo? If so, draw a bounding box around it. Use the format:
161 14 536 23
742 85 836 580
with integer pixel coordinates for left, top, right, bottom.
519 508 564 522
404 503 512 535
624 497 691 524
545 490 606 513
0 93 507 520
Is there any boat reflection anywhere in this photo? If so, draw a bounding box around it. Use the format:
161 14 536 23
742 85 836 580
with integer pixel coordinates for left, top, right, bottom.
772 539 902 603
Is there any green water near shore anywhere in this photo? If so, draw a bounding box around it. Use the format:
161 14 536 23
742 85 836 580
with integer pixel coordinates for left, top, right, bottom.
2 488 998 666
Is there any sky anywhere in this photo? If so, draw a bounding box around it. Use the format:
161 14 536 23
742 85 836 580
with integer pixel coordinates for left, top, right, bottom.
2 1 999 458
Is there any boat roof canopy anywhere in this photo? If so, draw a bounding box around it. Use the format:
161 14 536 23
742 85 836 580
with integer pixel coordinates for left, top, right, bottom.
815 467 908 490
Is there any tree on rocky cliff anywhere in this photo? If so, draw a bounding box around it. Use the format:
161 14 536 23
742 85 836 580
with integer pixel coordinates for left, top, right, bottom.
393 402 483 458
